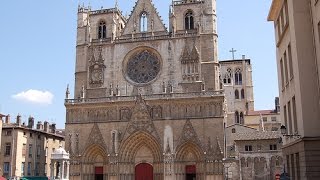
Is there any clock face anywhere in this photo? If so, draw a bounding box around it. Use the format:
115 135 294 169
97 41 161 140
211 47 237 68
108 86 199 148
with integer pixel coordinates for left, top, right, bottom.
91 69 102 82
126 50 160 84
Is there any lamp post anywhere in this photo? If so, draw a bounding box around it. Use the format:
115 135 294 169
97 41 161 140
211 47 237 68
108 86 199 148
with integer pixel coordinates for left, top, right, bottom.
280 125 301 138
222 158 233 180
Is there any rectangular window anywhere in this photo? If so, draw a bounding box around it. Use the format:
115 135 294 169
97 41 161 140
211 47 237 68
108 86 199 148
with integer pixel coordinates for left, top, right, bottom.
284 51 289 85
271 116 277 121
21 162 25 176
37 145 41 157
3 162 10 173
292 96 298 134
270 144 277 150
288 44 294 79
30 133 33 138
288 101 293 134
280 59 285 89
36 163 40 176
286 155 290 176
5 130 12 136
22 144 27 156
296 153 301 179
29 144 33 158
5 143 11 156
27 162 31 176
263 117 268 122
284 105 288 134
245 145 253 152
290 154 295 180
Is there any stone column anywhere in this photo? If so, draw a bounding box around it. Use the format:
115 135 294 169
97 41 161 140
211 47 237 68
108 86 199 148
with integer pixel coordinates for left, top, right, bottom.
61 160 65 179
66 161 70 180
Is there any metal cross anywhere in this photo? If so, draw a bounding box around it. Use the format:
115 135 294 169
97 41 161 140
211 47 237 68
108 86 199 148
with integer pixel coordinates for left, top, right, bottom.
229 48 237 60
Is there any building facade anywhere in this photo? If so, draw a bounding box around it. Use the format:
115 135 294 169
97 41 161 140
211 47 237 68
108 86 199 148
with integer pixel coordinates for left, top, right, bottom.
235 131 283 180
65 0 225 180
268 0 320 179
220 59 255 126
245 98 281 132
0 115 65 179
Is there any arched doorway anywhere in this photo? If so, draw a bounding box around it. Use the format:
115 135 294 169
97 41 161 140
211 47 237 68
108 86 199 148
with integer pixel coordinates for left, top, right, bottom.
186 165 196 180
135 163 153 180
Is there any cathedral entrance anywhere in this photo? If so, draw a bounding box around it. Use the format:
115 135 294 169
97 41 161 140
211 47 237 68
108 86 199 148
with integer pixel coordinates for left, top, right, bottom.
186 165 196 180
95 167 103 180
135 163 153 180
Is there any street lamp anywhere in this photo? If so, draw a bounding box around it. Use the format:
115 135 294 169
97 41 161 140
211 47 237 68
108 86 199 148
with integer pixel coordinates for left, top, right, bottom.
280 125 301 138
222 158 234 180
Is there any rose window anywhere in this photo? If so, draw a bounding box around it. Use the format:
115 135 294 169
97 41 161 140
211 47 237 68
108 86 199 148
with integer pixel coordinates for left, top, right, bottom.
126 50 160 84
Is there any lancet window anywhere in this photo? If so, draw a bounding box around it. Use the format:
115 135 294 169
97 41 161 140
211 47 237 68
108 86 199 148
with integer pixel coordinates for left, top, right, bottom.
140 12 148 32
185 11 194 30
98 20 107 39
235 68 242 85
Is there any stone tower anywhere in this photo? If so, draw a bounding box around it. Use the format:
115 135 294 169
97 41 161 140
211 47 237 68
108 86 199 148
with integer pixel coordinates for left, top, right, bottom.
66 0 225 179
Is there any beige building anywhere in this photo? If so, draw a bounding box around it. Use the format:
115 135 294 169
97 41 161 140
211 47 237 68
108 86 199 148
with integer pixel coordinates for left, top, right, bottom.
0 115 65 179
268 0 320 179
220 59 255 126
245 98 281 132
65 0 225 180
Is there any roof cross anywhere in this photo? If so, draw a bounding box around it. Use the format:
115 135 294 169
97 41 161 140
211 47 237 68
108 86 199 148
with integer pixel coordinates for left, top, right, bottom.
229 48 237 60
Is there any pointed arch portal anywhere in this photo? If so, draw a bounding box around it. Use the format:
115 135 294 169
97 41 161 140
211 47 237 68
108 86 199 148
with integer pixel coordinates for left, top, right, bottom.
135 163 153 180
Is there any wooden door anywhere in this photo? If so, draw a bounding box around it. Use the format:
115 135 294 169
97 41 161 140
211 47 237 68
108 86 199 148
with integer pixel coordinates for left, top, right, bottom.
135 163 153 180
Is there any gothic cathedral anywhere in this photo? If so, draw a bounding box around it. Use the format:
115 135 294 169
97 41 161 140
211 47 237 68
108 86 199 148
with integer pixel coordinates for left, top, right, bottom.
65 0 225 179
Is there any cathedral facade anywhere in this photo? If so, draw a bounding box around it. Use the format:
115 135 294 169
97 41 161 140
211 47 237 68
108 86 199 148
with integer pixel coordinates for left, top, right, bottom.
65 0 225 180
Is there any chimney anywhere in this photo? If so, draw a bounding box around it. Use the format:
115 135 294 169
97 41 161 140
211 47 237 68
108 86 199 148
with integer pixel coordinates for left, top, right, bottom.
275 97 280 113
51 123 56 133
36 121 43 130
28 116 35 129
5 115 10 124
242 55 246 60
44 121 50 132
16 114 22 126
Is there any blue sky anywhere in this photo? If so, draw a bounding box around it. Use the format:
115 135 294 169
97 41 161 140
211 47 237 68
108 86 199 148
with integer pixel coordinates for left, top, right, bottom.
0 0 278 128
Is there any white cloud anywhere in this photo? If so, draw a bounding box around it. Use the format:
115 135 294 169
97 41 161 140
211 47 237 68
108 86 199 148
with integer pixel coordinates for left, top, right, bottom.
12 89 54 105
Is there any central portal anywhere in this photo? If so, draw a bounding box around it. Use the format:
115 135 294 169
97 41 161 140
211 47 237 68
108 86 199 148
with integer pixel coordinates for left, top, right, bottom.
95 167 103 180
135 163 153 180
186 165 196 180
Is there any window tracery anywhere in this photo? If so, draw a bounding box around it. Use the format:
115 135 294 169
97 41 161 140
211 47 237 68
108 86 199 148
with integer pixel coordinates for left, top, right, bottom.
98 20 106 39
126 50 160 84
185 11 194 30
223 68 232 84
235 68 242 85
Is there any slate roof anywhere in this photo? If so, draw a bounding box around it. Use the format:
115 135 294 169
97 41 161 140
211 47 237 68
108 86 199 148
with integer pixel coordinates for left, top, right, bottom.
235 131 281 141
